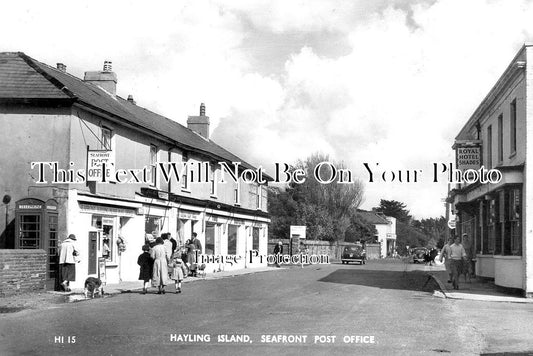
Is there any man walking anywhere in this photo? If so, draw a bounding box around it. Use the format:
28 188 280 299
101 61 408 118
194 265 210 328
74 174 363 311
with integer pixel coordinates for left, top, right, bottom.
440 237 454 283
449 235 467 290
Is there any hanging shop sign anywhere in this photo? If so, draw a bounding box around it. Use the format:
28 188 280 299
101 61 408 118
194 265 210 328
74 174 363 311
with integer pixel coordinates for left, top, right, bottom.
456 145 481 171
87 149 115 182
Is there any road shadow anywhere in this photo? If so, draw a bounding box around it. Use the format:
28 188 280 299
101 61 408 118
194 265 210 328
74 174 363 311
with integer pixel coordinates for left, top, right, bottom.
318 269 440 293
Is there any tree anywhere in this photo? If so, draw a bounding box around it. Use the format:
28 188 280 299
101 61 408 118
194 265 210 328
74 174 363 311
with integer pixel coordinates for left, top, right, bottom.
374 200 411 223
268 152 365 241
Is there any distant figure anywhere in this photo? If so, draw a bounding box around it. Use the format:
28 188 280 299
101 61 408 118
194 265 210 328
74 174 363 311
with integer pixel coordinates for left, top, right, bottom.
151 237 170 294
137 244 154 294
189 232 202 277
273 241 283 267
440 237 454 283
59 234 79 292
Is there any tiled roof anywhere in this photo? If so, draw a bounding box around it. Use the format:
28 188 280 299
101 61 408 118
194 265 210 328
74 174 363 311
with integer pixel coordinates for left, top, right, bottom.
356 210 390 225
0 53 69 99
0 52 262 175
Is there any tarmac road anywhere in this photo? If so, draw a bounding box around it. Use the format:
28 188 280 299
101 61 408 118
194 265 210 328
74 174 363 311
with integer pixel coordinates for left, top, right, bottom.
1 260 532 355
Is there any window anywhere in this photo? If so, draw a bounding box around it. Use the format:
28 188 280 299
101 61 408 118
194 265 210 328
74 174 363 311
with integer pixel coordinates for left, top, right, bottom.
101 127 112 150
487 198 496 254
210 163 217 196
182 153 189 190
498 114 503 163
228 225 238 255
150 145 158 187
205 223 215 255
510 99 517 155
145 215 162 242
509 188 522 255
487 125 492 169
261 186 268 212
234 181 240 205
48 215 58 278
19 215 40 248
252 227 260 250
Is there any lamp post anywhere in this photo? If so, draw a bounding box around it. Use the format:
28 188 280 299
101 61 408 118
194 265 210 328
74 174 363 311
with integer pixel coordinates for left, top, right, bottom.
3 195 11 236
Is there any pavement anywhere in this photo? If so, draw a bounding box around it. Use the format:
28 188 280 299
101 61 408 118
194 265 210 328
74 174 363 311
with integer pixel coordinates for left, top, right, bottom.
54 265 284 296
427 267 533 303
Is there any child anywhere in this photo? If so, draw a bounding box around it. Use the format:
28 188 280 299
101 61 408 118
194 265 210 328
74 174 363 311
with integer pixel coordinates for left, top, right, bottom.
137 244 153 294
169 252 187 293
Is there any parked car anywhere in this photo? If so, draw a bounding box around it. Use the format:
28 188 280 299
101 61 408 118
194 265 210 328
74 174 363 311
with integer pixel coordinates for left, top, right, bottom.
341 244 366 265
411 247 428 264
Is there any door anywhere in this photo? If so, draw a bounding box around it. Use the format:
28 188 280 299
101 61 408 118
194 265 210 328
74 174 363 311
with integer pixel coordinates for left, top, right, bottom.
88 231 99 275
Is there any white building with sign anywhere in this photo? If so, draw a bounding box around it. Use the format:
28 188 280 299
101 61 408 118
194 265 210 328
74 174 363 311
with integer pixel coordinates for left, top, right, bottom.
0 53 270 290
449 43 533 297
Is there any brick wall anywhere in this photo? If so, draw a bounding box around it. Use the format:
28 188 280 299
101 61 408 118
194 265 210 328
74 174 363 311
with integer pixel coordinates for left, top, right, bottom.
268 239 373 260
0 249 47 296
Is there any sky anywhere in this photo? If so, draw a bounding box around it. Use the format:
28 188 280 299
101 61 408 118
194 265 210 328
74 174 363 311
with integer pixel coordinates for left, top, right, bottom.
2 0 533 218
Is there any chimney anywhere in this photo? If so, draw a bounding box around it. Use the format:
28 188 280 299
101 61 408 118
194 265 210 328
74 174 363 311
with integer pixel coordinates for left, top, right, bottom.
83 60 117 95
56 63 67 72
187 103 210 139
127 95 136 105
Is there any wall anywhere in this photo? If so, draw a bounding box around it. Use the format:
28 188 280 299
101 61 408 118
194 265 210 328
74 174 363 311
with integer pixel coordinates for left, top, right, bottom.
0 249 47 296
0 106 71 248
494 256 523 289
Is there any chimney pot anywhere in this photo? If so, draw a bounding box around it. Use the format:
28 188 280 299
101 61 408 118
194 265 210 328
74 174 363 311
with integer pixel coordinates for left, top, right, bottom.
56 63 67 72
187 102 210 139
127 95 136 105
103 61 112 72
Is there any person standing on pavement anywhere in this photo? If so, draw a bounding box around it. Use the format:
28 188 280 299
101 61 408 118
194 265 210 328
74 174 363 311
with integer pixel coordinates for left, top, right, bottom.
150 237 170 294
169 252 187 293
189 232 202 277
137 244 153 294
449 235 467 290
439 237 454 283
58 234 79 292
273 241 283 267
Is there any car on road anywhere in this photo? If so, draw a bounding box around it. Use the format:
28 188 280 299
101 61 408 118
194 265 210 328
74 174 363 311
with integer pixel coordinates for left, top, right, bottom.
411 247 428 264
341 244 366 265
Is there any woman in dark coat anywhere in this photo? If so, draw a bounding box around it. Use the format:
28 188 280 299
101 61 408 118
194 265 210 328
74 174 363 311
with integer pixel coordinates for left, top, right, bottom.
137 244 154 294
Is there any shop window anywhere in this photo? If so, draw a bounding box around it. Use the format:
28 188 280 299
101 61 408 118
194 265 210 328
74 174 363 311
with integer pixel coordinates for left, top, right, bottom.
228 225 238 255
205 223 215 255
19 215 40 248
91 216 116 262
252 227 260 250
145 215 162 242
487 198 496 254
509 188 522 256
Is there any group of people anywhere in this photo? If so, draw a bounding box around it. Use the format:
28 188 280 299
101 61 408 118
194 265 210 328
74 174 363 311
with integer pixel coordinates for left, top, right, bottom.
137 232 203 295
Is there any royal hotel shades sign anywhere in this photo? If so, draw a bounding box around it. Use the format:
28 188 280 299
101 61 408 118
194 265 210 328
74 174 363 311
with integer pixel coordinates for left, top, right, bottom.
455 144 481 171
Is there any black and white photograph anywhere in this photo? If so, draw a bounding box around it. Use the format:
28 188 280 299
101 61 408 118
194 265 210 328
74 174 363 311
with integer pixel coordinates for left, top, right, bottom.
1 1 533 355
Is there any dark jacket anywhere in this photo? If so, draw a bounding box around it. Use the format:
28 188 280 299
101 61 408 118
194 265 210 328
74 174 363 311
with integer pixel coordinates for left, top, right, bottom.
137 252 154 281
273 244 283 254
